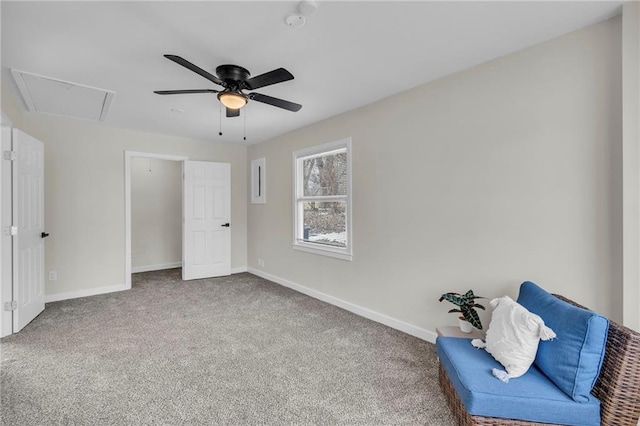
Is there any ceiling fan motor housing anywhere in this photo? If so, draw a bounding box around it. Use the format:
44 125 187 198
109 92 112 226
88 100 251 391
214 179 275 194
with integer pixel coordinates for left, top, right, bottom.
216 64 251 86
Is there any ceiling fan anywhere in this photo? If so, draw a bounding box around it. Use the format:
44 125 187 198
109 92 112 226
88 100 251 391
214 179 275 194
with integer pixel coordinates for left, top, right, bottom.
154 55 302 118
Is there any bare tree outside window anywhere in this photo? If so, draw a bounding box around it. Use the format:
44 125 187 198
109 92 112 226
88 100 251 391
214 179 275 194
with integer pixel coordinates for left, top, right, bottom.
300 150 347 247
302 152 347 197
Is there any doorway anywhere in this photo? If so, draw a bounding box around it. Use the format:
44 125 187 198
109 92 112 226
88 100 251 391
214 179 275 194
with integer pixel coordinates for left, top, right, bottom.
124 151 188 289
131 157 182 273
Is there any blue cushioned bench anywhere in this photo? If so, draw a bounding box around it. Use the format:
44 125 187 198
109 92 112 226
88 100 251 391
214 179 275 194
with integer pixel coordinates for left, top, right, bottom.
437 337 600 425
436 282 640 426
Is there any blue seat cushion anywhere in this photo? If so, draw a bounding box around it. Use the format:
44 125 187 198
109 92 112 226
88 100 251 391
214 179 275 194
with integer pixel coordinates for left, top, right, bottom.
436 337 601 426
517 281 608 402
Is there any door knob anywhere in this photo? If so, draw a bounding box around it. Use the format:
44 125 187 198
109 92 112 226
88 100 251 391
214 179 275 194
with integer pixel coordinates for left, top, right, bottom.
221 223 230 227
41 232 50 238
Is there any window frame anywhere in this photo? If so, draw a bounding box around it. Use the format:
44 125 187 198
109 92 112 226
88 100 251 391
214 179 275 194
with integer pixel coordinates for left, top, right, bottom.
292 138 353 261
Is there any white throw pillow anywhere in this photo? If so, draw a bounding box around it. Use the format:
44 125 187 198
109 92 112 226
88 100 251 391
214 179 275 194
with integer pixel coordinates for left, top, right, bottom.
471 296 555 382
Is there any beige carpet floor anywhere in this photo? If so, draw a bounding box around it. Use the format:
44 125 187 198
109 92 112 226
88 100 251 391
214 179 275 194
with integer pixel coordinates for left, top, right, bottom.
1 269 455 425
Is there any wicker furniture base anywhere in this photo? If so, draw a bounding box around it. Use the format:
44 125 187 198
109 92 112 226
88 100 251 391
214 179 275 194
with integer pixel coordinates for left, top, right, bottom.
437 294 640 426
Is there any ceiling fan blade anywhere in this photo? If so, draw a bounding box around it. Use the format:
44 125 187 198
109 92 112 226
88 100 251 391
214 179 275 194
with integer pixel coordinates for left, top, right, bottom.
249 93 302 112
154 89 218 95
226 108 240 118
244 68 294 90
164 55 224 86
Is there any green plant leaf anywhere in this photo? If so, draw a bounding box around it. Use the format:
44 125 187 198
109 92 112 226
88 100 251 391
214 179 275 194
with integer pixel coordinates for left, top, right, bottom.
440 290 485 328
461 306 483 330
439 293 465 306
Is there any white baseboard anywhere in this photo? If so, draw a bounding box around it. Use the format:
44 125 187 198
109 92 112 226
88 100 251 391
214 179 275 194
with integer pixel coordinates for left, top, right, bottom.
132 262 182 273
131 263 247 275
231 266 248 274
47 266 248 304
45 284 128 303
247 268 437 343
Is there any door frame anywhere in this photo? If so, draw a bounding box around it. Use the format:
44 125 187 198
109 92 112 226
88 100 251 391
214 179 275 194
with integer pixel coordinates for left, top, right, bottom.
1 112 13 337
124 151 188 289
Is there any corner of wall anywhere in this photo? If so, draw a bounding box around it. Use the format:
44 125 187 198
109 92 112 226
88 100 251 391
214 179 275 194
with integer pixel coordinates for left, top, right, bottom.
622 2 640 331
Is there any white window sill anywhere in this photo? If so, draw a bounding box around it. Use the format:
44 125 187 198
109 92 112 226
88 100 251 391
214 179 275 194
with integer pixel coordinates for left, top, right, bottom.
292 243 353 261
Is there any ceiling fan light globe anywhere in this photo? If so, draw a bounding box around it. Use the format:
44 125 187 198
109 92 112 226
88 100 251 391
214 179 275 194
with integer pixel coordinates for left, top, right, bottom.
218 92 247 109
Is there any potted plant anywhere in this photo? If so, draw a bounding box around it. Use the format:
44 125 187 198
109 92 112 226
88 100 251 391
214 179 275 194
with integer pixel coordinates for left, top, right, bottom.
439 290 486 333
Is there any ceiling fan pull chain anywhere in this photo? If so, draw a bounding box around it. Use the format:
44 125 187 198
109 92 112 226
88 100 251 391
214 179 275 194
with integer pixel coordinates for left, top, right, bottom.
243 108 247 141
218 102 223 136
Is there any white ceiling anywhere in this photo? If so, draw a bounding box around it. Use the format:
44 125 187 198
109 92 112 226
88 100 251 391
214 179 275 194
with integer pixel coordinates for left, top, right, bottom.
1 1 624 146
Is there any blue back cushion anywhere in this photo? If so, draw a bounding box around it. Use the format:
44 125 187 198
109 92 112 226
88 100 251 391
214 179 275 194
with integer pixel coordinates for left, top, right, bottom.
517 281 608 402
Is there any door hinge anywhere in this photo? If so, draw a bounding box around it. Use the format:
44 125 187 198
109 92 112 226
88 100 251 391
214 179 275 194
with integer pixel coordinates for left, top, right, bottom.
2 226 17 236
4 301 17 311
3 151 16 161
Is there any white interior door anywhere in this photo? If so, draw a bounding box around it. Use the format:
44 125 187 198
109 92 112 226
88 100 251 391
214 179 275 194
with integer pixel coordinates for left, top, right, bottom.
183 161 231 280
12 129 45 332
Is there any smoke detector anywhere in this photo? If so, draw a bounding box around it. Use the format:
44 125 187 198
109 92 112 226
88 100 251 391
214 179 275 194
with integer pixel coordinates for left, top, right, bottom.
285 14 306 28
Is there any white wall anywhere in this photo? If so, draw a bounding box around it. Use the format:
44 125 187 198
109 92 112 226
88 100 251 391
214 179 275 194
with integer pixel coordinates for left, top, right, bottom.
247 17 624 337
0 100 247 299
1 83 25 129
131 157 182 272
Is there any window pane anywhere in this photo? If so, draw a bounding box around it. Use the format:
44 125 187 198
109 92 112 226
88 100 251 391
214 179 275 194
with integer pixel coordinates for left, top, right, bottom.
302 151 347 197
301 201 346 248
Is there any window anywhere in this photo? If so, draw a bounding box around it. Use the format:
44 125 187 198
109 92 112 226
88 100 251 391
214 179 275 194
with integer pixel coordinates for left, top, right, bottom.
293 138 352 260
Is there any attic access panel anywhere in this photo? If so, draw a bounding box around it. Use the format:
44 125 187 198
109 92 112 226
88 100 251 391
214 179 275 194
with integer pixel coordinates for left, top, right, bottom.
11 69 115 122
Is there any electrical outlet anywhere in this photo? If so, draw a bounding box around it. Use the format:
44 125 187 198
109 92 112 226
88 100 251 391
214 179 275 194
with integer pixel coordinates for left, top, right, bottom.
49 271 57 281
258 258 264 267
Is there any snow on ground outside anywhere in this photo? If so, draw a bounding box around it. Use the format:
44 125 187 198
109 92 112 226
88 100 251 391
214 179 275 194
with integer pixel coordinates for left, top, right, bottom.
308 232 347 246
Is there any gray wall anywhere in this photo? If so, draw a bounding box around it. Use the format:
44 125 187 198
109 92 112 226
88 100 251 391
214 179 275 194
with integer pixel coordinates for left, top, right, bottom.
622 2 640 332
247 17 624 336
